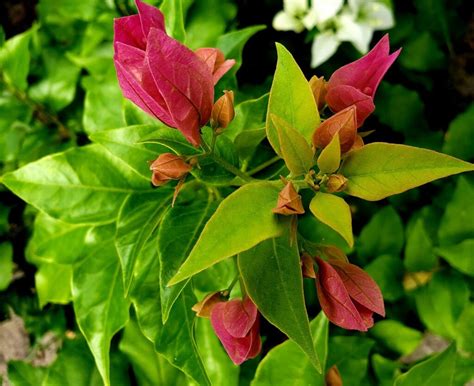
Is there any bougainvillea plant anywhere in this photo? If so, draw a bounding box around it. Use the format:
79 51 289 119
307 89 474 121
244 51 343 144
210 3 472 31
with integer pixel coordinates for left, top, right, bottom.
1 1 473 385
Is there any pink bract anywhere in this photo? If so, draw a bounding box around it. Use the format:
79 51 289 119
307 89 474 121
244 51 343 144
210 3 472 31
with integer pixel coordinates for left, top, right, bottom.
326 34 401 127
210 297 261 365
113 0 235 146
315 257 385 331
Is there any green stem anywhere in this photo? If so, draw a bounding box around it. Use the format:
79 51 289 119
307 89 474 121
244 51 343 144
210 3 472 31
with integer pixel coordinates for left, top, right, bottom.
201 140 253 182
247 156 281 176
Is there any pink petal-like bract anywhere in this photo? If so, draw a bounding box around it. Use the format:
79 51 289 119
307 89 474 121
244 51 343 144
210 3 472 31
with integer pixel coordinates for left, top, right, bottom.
315 258 368 331
210 300 261 365
326 34 401 127
223 297 259 338
113 0 235 146
329 259 385 317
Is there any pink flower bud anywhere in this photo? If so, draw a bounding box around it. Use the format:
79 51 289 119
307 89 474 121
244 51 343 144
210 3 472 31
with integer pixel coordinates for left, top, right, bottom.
113 0 235 146
312 106 357 153
211 90 235 130
326 35 401 127
149 153 192 186
210 297 261 365
315 257 385 331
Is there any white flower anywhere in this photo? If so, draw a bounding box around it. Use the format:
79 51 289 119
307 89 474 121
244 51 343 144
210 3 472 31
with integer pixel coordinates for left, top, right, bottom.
272 0 309 33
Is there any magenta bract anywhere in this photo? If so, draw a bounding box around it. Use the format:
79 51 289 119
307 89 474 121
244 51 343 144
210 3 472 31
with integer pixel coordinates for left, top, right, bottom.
210 297 261 365
326 34 401 127
315 257 385 331
113 0 234 146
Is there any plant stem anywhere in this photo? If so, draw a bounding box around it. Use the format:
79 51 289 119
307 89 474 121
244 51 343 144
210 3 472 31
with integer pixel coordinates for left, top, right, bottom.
201 140 253 182
247 156 281 176
226 274 240 294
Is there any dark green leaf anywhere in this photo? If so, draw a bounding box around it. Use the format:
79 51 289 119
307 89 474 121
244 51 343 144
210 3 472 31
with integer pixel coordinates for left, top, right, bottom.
436 239 474 276
370 320 423 356
404 216 436 272
0 242 13 291
442 103 474 161
365 255 404 302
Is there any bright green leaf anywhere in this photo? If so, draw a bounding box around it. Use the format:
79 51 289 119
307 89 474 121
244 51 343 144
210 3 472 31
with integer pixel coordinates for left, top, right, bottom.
35 262 72 307
370 320 423 356
271 114 313 176
266 43 319 157
404 216 436 272
0 28 32 90
1 145 149 224
365 255 404 302
224 94 268 141
394 344 456 386
251 313 328 386
239 225 321 372
340 143 474 201
317 133 340 174
168 182 285 285
442 103 474 161
309 192 353 248
455 303 474 353
160 0 186 42
0 242 13 291
436 239 474 276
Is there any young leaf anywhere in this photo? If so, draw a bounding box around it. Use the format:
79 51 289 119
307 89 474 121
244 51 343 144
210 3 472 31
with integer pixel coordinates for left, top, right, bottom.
72 226 130 386
394 344 456 386
309 192 354 248
35 262 72 307
168 182 285 285
116 190 173 294
131 230 210 385
158 200 217 323
266 43 320 157
317 134 341 174
1 145 150 224
252 313 329 386
271 114 313 176
238 225 322 372
340 143 474 201
0 28 33 90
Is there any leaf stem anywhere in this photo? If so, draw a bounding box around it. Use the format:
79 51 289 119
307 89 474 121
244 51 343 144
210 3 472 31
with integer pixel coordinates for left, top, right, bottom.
247 156 281 176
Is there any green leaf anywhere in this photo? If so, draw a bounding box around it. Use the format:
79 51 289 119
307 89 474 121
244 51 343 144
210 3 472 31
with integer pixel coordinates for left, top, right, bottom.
0 28 32 90
72 225 130 386
38 0 104 24
399 32 446 71
35 262 72 307
404 216 436 272
1 145 149 224
120 318 188 386
239 224 321 372
160 0 186 42
0 242 13 291
358 206 404 261
266 43 319 157
340 143 474 201
415 270 469 338
158 200 217 323
327 336 374 386
438 177 474 246
271 114 313 176
217 25 266 78
365 255 404 302
251 313 329 386
372 354 401 386
317 133 340 174
436 239 474 276
195 317 240 386
116 190 173 294
394 344 456 386
131 229 210 385
455 303 474 353
442 103 474 161
370 320 423 356
224 94 268 141
168 182 285 285
309 192 353 248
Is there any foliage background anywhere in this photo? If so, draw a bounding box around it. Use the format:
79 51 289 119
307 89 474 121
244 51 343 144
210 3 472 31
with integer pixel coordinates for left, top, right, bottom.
0 0 473 385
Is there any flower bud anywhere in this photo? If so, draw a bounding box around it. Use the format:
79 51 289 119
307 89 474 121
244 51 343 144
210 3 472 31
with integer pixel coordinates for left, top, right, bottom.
312 105 357 153
326 174 348 193
210 90 235 130
350 134 364 151
326 365 343 386
301 253 316 279
319 245 348 263
150 153 192 186
309 75 327 111
273 182 305 215
192 291 224 318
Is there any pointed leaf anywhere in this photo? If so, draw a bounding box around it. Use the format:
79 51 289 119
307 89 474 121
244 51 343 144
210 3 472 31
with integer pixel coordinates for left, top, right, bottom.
271 114 313 176
158 200 217 323
267 43 320 157
317 133 341 174
310 192 353 247
168 182 285 285
116 190 173 294
340 143 474 201
238 225 321 372
252 313 329 386
160 0 186 42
